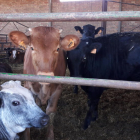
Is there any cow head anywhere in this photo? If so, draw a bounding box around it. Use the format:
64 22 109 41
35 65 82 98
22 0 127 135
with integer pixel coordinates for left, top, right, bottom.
9 26 80 77
74 24 104 39
0 80 49 140
67 38 102 78
67 37 101 94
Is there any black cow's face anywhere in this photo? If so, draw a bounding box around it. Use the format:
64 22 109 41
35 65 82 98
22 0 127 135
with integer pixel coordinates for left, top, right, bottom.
67 47 84 77
67 38 102 77
74 24 104 40
67 38 92 77
82 24 96 38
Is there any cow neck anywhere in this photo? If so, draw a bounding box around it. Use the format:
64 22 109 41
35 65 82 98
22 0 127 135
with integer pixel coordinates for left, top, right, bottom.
81 36 94 40
0 119 10 140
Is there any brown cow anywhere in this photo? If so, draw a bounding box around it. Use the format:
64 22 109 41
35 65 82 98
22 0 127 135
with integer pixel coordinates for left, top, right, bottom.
9 26 80 140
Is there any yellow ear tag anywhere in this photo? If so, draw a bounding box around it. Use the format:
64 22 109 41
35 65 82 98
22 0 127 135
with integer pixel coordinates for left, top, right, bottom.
91 49 97 54
19 41 26 50
68 39 74 48
98 30 102 34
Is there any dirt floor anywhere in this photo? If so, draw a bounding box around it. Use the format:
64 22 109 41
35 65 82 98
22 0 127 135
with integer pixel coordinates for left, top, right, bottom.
1 59 140 140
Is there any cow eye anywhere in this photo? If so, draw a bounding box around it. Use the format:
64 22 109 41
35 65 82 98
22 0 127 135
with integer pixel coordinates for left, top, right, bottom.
12 101 20 106
31 47 34 50
57 48 59 51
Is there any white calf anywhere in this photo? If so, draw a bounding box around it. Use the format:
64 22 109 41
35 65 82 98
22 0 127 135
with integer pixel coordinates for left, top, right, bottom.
0 80 49 140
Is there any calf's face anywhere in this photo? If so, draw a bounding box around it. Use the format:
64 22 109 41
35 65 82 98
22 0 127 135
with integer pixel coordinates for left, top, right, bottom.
0 80 49 138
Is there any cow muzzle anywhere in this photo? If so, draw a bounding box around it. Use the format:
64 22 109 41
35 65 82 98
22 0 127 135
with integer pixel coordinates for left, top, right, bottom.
37 72 54 85
40 115 49 127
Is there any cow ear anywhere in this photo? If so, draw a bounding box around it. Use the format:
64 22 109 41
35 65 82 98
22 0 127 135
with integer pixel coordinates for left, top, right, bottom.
90 43 102 54
9 31 29 50
74 26 83 34
60 35 80 51
95 27 104 35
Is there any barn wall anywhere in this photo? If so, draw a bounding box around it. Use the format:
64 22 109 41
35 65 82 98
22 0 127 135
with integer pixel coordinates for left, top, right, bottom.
51 0 102 37
121 0 140 32
0 0 139 39
0 0 49 35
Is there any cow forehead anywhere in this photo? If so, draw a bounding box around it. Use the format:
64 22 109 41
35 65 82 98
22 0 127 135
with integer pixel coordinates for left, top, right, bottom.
12 50 17 56
1 81 34 101
31 26 60 39
30 27 60 49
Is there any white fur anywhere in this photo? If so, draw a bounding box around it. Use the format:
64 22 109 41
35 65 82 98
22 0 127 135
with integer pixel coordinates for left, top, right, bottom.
1 80 34 102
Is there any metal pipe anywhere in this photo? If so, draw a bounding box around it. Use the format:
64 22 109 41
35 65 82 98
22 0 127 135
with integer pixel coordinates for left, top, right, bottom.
118 0 122 32
0 73 140 91
0 22 9 31
0 11 140 22
13 22 19 31
48 0 52 27
101 0 107 36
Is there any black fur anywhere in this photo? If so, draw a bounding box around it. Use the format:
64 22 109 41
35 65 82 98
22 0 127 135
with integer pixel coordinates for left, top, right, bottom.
67 32 140 129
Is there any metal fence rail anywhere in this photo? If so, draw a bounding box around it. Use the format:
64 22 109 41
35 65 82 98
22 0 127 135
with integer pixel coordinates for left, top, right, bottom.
0 73 140 90
0 11 140 91
0 11 140 22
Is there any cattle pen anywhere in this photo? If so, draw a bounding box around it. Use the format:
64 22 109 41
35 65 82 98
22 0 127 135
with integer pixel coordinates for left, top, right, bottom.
1 9 140 140
1 72 140 91
0 11 139 90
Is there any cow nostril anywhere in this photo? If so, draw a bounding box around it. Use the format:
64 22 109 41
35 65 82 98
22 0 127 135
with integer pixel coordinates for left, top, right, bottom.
41 115 49 126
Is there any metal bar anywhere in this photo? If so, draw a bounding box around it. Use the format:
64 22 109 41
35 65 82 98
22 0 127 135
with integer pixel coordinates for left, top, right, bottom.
129 24 140 32
16 22 29 28
107 0 140 7
13 22 19 31
0 22 9 31
48 0 52 27
0 34 8 36
0 42 13 44
0 57 9 59
118 0 122 32
101 0 107 36
6 35 7 43
0 73 140 91
0 11 140 22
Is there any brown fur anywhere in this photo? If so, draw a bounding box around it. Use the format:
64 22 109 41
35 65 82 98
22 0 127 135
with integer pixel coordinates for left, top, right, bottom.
9 26 80 140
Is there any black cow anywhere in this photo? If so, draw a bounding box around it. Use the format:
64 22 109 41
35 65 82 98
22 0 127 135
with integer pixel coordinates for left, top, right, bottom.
73 24 104 93
9 49 25 64
0 62 13 73
67 32 140 130
4 48 15 58
74 24 104 39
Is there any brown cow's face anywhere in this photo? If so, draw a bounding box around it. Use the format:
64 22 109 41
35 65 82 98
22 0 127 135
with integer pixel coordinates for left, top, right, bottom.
29 27 61 75
9 26 80 76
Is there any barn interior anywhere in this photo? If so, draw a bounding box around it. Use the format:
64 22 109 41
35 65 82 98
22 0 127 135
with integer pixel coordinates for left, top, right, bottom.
0 0 140 140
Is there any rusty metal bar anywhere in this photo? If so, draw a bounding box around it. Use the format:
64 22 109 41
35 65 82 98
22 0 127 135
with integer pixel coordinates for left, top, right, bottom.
0 73 140 91
0 11 140 22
